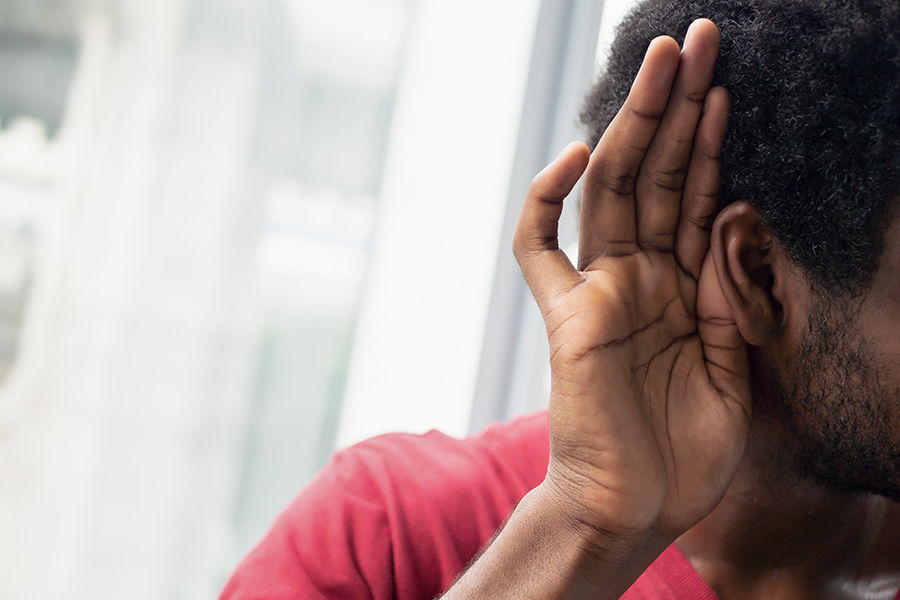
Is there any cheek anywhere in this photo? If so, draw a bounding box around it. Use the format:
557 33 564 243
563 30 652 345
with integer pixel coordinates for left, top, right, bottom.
876 254 900 300
859 266 900 384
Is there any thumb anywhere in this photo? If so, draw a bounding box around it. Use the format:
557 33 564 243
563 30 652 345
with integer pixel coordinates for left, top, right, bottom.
696 251 752 420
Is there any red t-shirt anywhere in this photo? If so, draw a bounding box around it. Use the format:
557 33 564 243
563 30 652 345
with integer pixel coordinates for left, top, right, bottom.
219 411 897 599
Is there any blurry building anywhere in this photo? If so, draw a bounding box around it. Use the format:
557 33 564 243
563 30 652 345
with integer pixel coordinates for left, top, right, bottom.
0 0 407 597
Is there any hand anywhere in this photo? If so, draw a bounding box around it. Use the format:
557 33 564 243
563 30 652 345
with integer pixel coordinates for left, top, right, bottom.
514 19 751 542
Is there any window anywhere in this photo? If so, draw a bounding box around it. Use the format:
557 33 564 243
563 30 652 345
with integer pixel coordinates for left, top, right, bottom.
0 0 638 597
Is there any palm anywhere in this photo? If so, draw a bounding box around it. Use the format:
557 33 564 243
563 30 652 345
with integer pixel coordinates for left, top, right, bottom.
514 21 751 542
547 253 745 536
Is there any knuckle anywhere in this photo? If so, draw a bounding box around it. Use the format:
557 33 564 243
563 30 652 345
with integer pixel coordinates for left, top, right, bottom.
627 105 665 122
528 174 563 205
650 168 687 192
594 167 637 197
681 213 714 232
696 140 722 161
528 174 548 199
512 239 527 266
682 90 707 106
512 228 527 256
637 233 675 253
595 240 637 259
703 147 722 161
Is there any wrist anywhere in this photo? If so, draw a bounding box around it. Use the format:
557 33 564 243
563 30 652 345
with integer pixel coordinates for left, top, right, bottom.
499 482 672 598
443 482 672 600
542 451 675 537
529 479 672 569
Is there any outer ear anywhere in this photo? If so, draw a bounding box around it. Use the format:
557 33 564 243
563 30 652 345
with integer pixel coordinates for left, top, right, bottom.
710 201 784 346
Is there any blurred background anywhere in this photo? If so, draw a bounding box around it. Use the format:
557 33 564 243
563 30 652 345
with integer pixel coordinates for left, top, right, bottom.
0 0 637 598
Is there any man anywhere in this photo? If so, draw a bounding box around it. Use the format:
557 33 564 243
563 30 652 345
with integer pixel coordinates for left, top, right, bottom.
221 0 900 598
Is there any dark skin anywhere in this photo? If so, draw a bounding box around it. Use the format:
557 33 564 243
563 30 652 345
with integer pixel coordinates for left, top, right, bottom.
679 199 900 598
680 422 900 599
443 18 900 600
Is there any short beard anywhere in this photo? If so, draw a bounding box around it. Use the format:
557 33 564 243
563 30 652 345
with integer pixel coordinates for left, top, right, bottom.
770 291 900 501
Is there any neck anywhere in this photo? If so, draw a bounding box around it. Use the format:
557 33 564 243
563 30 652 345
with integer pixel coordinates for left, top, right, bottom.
677 415 900 599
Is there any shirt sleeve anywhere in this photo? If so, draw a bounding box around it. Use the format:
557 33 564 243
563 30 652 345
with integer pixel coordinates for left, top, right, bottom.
219 410 551 600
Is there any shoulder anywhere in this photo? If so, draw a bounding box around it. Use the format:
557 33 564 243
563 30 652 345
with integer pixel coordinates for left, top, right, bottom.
220 410 550 600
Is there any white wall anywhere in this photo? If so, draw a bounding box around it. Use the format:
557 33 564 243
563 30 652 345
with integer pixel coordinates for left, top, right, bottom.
596 0 642 72
337 0 542 446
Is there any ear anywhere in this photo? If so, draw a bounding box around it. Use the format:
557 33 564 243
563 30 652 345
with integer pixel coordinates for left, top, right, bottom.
710 201 786 346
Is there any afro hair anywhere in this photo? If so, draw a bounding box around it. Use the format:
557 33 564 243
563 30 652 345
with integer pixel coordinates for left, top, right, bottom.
581 0 900 291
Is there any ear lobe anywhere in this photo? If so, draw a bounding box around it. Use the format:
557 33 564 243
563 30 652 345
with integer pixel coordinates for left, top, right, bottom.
710 201 782 346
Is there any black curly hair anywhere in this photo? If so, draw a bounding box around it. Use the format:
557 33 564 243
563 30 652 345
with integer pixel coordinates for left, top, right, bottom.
581 0 900 292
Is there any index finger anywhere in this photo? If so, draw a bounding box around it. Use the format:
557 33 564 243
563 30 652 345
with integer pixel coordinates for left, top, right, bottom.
579 35 681 268
635 19 720 254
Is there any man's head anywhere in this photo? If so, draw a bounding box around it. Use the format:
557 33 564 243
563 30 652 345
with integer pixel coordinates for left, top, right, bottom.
583 0 900 292
582 0 900 498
